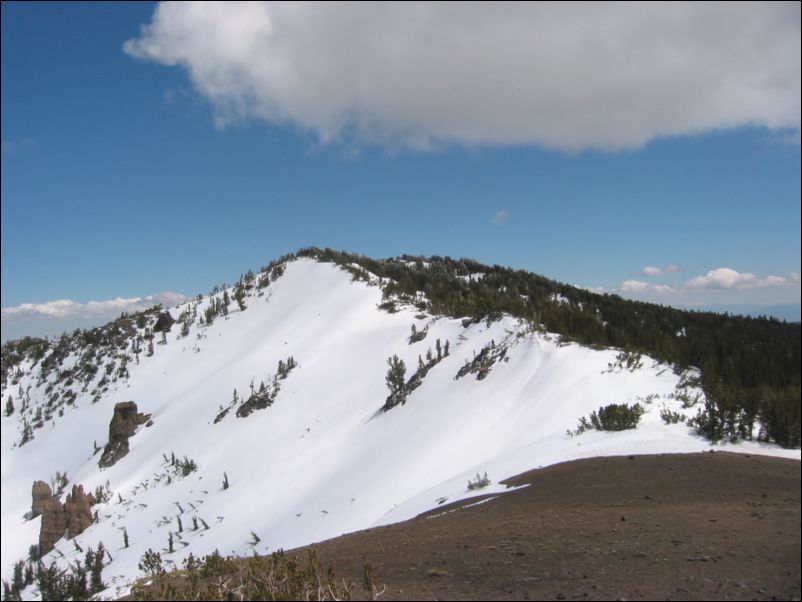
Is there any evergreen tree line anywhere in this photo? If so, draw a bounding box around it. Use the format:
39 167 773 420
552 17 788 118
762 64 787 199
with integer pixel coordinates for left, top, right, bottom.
296 247 800 448
2 543 106 601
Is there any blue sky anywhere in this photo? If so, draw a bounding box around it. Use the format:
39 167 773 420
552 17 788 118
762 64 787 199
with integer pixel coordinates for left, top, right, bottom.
2 2 800 340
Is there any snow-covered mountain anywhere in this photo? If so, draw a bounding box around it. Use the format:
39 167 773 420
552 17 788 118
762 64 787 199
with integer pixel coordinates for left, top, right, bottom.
2 254 799 598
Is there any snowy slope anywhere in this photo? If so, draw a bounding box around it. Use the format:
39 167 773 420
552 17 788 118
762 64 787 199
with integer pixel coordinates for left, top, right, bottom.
2 257 799 598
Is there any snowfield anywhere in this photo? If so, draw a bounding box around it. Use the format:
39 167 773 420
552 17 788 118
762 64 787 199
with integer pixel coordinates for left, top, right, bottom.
2 258 799 598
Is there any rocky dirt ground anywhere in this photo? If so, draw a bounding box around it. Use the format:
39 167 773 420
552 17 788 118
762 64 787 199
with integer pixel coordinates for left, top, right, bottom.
292 451 800 601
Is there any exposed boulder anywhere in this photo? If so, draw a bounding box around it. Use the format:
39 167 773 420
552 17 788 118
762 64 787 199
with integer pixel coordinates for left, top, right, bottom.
98 401 151 468
64 484 94 538
31 480 52 518
33 482 96 554
36 492 66 555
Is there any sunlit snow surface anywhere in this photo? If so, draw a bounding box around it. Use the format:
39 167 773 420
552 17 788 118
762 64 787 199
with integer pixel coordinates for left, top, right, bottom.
2 258 799 598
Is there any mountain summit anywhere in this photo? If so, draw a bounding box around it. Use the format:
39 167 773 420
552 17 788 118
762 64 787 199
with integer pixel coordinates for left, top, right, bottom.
2 249 799 598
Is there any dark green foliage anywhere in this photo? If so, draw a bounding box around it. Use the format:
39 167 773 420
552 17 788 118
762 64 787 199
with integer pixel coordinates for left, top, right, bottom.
233 282 247 311
575 403 645 434
383 344 446 411
409 324 428 343
232 357 298 419
385 355 406 396
50 470 69 497
36 562 67 601
659 408 687 424
123 528 129 549
93 482 111 504
5 397 13 417
12 543 108 602
377 300 397 313
455 340 506 381
467 471 491 490
176 456 197 477
759 386 801 448
28 545 40 563
152 312 175 333
138 549 164 577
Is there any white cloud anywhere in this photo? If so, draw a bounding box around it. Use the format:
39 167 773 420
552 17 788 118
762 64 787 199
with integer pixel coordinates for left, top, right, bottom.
684 268 793 290
621 280 676 294
491 210 508 225
1 291 188 321
641 263 681 277
124 2 801 151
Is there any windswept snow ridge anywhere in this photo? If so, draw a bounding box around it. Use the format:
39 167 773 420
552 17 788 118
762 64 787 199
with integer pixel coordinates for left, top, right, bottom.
2 258 798 598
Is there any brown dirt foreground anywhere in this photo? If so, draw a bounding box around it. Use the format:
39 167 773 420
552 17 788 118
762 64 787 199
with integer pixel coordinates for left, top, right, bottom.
293 452 800 601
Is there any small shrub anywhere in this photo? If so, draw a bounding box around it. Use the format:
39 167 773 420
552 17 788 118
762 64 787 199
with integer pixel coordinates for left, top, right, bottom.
138 549 164 577
467 471 491 490
130 548 383 601
574 403 645 434
660 408 686 424
51 470 69 497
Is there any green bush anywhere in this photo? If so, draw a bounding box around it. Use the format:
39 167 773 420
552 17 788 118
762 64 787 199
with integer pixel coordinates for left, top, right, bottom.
659 408 687 424
575 403 645 434
467 471 491 490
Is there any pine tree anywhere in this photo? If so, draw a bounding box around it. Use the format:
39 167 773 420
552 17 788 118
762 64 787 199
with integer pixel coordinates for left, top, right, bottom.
233 283 247 311
4 396 13 417
385 355 406 395
123 528 129 549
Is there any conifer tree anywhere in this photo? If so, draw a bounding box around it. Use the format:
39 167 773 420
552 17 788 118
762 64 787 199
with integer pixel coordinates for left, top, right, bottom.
233 283 247 311
385 355 406 395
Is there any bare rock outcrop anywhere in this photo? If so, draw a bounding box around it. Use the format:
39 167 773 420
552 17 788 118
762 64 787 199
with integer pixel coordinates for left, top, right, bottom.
64 484 94 538
34 483 66 555
32 481 96 554
31 480 53 518
98 401 151 468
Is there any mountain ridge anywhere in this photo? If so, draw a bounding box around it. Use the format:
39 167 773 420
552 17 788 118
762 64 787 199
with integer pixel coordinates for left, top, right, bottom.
1 249 799 599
